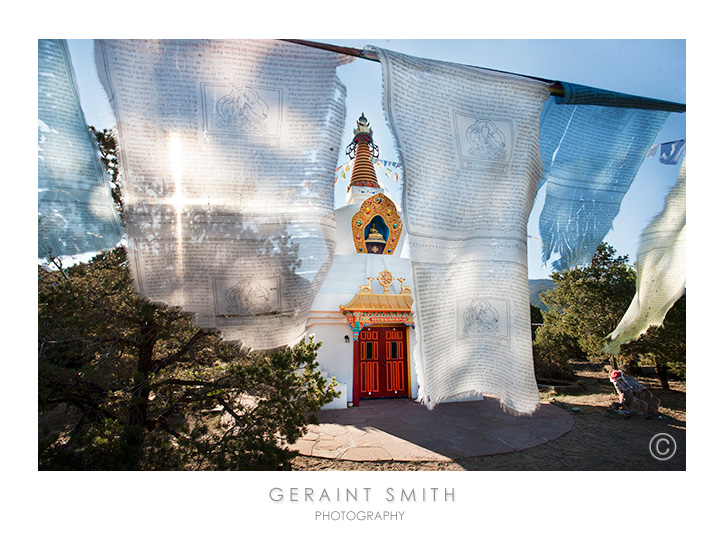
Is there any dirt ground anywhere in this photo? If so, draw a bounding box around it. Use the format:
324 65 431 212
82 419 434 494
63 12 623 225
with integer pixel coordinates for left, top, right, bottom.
289 361 686 471
39 361 685 471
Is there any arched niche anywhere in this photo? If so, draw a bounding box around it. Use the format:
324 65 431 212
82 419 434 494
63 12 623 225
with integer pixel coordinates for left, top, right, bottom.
351 194 403 255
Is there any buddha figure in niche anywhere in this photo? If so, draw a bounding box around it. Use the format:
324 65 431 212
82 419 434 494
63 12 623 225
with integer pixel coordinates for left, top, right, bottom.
367 222 385 242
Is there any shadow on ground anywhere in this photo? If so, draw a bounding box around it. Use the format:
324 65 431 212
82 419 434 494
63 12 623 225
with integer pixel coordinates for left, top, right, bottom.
289 362 686 471
289 398 574 463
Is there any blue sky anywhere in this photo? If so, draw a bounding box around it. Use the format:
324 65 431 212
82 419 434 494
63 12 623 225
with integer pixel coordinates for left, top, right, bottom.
67 39 686 280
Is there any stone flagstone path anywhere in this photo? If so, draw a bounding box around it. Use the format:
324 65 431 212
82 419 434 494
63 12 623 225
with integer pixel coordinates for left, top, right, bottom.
289 398 573 462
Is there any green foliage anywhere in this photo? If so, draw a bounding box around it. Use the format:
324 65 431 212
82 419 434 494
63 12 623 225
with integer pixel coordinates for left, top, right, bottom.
530 303 543 329
622 294 686 388
532 243 685 387
533 243 636 378
532 322 579 381
89 126 123 216
38 247 338 470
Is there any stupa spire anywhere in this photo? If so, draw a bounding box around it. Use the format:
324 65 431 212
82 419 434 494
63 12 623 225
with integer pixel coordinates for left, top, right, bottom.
345 113 381 193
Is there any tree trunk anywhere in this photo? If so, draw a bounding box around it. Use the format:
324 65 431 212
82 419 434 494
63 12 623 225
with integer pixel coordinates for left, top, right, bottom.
626 358 642 375
128 313 158 430
655 361 670 390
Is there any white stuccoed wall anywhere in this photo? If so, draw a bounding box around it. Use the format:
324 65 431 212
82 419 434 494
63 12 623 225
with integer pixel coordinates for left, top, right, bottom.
306 251 418 409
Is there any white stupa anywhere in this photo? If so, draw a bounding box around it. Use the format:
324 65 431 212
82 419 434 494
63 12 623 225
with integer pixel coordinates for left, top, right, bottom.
306 114 418 409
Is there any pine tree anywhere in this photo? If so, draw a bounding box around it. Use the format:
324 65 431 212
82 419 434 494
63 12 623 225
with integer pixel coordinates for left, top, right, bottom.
532 242 685 388
38 247 338 469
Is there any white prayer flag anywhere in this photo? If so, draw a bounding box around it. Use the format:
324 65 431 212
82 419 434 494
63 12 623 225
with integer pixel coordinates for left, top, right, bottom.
96 39 351 350
373 46 550 414
604 158 686 354
38 39 122 258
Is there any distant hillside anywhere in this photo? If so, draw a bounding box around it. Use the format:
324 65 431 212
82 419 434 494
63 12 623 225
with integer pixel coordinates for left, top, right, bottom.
529 279 555 310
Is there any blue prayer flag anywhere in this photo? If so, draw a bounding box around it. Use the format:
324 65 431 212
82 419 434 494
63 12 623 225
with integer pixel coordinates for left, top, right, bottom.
659 139 686 165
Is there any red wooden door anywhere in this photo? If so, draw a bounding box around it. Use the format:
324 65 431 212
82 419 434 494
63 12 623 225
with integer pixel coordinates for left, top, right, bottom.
359 326 407 398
